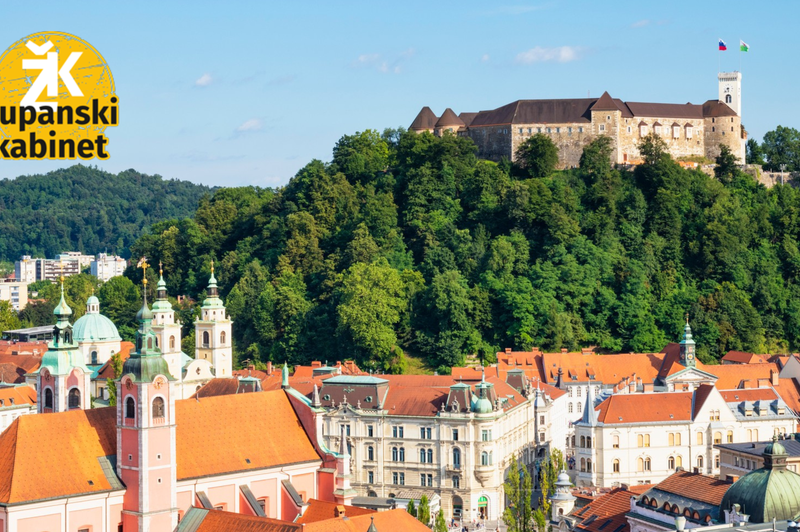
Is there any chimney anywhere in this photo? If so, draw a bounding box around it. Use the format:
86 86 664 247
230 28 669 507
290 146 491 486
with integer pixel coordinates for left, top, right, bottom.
561 348 568 354
336 505 346 518
693 467 699 474
771 369 779 386
629 381 635 393
248 364 255 371
266 361 273 374
312 361 322 368
726 474 739 484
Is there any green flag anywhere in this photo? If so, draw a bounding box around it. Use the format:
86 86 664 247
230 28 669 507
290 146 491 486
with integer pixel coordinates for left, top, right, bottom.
740 40 750 52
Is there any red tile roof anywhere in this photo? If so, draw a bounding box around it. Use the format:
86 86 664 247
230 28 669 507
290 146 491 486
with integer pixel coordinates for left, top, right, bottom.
649 471 731 506
95 342 134 380
0 385 36 407
186 508 301 531
719 388 779 403
302 509 431 532
722 351 769 364
0 390 321 503
573 488 633 532
596 391 694 424
295 499 374 523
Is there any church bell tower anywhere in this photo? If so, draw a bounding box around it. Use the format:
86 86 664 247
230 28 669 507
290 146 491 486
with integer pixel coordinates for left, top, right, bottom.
194 262 232 377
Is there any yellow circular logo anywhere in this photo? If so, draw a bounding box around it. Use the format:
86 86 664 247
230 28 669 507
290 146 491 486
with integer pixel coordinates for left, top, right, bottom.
0 31 117 160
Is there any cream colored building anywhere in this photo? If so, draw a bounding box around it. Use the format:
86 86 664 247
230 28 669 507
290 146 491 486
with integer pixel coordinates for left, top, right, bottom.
90 253 127 282
303 371 569 523
0 279 27 311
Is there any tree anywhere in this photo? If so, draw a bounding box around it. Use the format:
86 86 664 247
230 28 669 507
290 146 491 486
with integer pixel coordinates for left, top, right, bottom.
417 494 431 525
407 498 417 517
503 454 533 532
0 301 21 331
332 130 390 183
106 351 124 406
714 144 739 184
637 133 669 166
514 134 559 178
433 511 447 532
580 135 614 178
533 508 547 532
762 125 800 171
538 449 566 517
746 138 765 165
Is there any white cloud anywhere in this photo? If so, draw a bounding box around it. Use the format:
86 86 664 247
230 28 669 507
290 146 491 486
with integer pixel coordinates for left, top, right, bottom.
351 49 414 74
236 119 263 132
194 73 213 87
515 46 582 64
631 19 650 28
481 53 490 62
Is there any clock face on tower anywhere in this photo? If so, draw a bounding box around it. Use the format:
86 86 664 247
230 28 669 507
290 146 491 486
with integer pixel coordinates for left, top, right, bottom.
724 85 731 94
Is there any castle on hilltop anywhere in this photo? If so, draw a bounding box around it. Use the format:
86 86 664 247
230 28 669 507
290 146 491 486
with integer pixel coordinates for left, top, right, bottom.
411 72 745 167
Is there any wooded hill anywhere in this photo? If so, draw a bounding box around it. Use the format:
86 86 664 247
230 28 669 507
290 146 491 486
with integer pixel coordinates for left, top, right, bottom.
125 129 800 373
0 165 211 260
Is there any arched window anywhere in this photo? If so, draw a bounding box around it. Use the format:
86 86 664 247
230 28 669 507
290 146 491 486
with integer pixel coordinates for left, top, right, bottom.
453 448 461 468
697 455 704 469
481 452 489 466
697 432 703 445
568 403 573 413
637 458 643 472
392 447 398 461
580 436 586 448
725 94 732 104
202 331 210 347
91 351 98 365
577 402 582 413
155 336 159 347
152 397 165 418
68 388 81 410
420 449 426 463
580 458 586 472
220 331 226 344
727 430 734 443
643 457 651 471
713 432 722 444
587 458 592 472
668 456 675 470
169 335 176 349
125 396 136 419
613 459 620 473
427 449 433 463
587 437 592 448
367 446 374 461
44 387 53 408
676 455 683 468
399 447 405 462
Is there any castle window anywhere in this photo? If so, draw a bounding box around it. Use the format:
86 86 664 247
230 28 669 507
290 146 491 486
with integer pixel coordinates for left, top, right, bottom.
519 128 523 134
725 95 732 104
712 118 715 123
568 127 573 135
639 124 648 136
613 459 620 473
125 397 135 419
578 127 583 133
627 126 632 134
556 127 561 133
44 387 53 408
537 127 542 133
152 397 165 419
686 126 693 139
654 125 662 135
599 124 605 132
712 127 715 132
528 128 532 134
673 126 680 138
68 388 81 410
731 127 734 132
722 131 725 136
546 127 551 133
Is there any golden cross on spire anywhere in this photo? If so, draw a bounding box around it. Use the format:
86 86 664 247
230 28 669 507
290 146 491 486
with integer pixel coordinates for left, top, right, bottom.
210 259 214 274
685 312 689 324
159 260 163 277
59 261 65 284
140 257 149 286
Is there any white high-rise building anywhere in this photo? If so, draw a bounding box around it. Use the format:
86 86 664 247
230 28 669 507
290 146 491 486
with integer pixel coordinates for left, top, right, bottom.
90 253 127 282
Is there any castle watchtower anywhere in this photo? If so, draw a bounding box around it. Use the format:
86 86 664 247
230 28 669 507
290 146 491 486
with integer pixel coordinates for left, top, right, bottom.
718 72 742 118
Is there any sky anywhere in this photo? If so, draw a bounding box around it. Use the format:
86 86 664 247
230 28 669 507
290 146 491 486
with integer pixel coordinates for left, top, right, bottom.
0 0 797 188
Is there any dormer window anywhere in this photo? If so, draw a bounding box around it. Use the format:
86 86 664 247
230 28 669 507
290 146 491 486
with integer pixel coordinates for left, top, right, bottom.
639 122 648 136
672 124 680 139
653 122 662 135
685 124 693 139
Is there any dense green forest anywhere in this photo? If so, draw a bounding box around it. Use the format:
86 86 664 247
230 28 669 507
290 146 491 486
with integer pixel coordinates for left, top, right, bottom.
0 165 211 260
117 128 800 373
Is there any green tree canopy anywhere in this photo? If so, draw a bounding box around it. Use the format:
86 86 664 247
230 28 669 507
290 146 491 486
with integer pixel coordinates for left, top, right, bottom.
514 134 559 178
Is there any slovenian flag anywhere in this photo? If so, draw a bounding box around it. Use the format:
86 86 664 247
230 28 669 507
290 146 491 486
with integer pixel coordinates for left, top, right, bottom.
719 39 727 51
740 40 749 52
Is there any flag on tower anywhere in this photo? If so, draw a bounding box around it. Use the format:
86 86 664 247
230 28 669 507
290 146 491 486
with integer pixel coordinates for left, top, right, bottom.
740 40 749 52
719 39 727 51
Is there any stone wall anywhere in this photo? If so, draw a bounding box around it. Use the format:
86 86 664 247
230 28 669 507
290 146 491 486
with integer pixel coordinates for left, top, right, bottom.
703 115 743 161
468 125 512 162
615 116 706 163
510 123 595 168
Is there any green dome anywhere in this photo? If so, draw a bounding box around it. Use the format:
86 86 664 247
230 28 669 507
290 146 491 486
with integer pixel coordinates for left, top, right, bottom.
472 396 493 414
720 438 800 523
87 294 100 306
73 313 121 342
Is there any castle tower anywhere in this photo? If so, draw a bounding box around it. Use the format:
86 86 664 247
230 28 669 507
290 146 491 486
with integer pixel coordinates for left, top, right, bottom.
117 261 178 531
37 280 91 413
718 71 742 118
194 262 233 377
333 426 357 506
679 317 697 368
151 262 183 382
549 470 576 520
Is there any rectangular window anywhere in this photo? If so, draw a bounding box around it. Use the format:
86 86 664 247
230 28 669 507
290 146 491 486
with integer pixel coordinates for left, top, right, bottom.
613 435 619 449
568 127 573 134
528 128 532 134
367 425 373 437
393 426 404 438
453 429 458 441
481 430 492 442
399 472 405 485
627 126 632 133
556 127 561 133
599 124 606 132
546 127 551 133
537 127 542 133
453 476 460 488
539 415 545 425
393 472 398 484
519 128 523 134
368 471 374 483
342 424 351 436
578 126 583 133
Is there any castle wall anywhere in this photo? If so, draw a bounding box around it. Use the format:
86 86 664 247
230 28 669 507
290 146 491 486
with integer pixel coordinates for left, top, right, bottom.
622 116 707 163
510 123 595 168
704 115 743 161
468 125 512 162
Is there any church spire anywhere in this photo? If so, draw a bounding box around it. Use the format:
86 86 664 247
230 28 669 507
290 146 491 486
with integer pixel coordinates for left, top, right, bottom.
152 261 172 312
680 313 697 368
201 260 224 309
282 363 289 389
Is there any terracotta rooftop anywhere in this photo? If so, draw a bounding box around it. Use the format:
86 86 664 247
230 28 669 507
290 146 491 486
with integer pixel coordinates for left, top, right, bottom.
719 388 779 403
435 107 465 128
295 499 374 523
722 351 769 364
0 385 36 407
0 354 42 384
647 470 731 507
0 390 321 504
95 342 134 380
573 488 633 532
595 390 695 424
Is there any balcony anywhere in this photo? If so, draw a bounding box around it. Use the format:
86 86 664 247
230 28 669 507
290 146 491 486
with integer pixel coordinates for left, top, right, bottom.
446 463 462 473
474 465 493 486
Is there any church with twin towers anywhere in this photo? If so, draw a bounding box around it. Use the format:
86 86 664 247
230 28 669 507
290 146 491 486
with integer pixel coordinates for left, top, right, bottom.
411 72 745 167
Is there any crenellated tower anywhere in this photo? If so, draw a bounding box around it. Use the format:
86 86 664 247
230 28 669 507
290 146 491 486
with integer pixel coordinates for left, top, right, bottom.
117 260 178 531
151 262 183 382
37 278 91 413
194 262 232 377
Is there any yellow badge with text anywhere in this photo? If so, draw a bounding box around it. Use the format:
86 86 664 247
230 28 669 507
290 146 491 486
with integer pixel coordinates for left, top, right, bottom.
0 31 117 160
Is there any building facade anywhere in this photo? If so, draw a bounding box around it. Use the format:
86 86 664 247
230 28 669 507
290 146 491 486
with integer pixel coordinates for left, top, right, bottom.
15 252 93 283
90 253 127 282
0 279 27 311
410 72 745 168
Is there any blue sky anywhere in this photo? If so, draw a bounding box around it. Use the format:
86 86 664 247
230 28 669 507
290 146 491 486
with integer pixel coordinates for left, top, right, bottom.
0 0 797 187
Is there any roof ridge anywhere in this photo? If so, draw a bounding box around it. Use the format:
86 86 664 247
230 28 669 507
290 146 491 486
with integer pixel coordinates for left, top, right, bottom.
0 417 20 503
